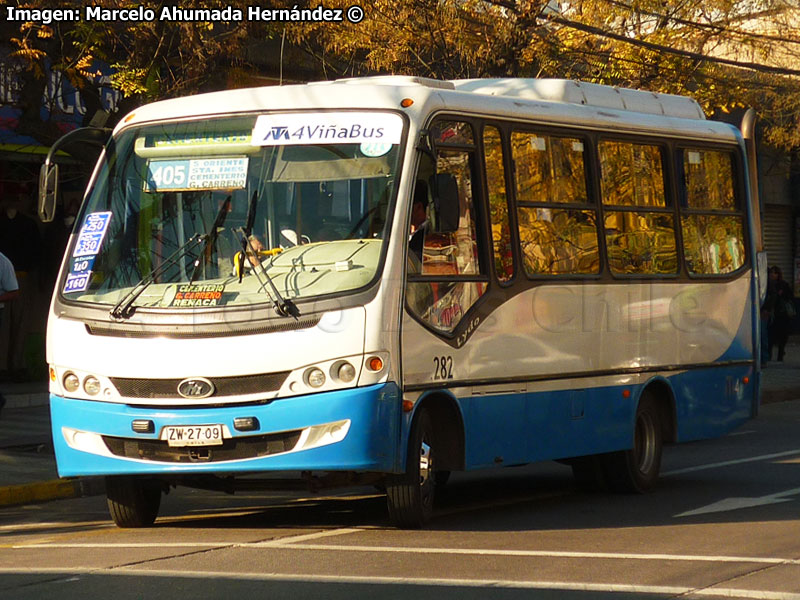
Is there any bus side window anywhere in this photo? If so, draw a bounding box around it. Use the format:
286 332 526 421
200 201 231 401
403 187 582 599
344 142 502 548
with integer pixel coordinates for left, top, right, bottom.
483 125 514 283
680 149 744 275
599 140 677 275
511 131 599 276
406 121 488 334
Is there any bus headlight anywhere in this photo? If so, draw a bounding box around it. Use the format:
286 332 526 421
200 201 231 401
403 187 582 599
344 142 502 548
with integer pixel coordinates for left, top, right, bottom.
335 361 356 383
83 376 101 396
63 372 80 393
304 367 326 388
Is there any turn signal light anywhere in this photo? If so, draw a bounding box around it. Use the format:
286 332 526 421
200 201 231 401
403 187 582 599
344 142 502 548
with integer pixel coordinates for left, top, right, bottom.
367 356 384 372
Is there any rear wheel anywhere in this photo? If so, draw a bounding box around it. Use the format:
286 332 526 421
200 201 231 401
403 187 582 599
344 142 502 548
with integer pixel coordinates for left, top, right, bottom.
602 393 663 493
386 409 435 528
106 476 162 528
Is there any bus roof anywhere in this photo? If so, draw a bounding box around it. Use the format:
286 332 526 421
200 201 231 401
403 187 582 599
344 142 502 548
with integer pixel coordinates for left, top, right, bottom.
117 76 739 144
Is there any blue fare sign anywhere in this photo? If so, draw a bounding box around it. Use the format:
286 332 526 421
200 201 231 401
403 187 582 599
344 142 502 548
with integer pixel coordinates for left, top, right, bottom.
73 211 112 258
145 157 249 192
64 211 112 293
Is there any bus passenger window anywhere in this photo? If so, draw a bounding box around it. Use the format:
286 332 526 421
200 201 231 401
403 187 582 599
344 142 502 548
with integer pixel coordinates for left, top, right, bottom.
599 140 677 275
680 149 744 274
511 131 598 276
483 126 514 283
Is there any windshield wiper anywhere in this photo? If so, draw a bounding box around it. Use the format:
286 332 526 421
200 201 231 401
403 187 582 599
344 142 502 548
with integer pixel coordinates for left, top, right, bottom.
234 226 300 319
189 195 231 284
110 234 204 320
237 190 259 284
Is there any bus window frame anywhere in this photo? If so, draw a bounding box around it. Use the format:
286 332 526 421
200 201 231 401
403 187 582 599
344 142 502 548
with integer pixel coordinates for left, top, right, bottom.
674 143 750 280
508 124 603 281
404 115 492 340
479 121 519 287
596 135 681 281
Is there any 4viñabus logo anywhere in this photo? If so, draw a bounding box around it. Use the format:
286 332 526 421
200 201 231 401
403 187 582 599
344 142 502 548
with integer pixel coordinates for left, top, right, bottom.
261 123 386 143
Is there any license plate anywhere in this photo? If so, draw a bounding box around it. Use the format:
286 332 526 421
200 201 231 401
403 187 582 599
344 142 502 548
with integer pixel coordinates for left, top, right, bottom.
162 425 224 447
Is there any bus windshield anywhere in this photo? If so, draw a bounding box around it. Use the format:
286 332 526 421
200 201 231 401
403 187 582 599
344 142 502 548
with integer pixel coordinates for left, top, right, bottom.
60 111 404 312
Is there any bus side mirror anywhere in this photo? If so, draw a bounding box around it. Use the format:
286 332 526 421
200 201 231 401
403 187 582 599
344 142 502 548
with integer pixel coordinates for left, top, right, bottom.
38 162 59 223
431 173 459 233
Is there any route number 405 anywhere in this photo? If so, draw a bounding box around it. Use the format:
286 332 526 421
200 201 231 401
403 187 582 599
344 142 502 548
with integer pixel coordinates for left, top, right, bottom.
433 356 454 380
151 164 187 187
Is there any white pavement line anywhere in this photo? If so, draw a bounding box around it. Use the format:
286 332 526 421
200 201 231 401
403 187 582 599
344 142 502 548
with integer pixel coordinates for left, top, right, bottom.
12 528 363 550
254 543 800 565
254 527 362 547
663 449 800 476
2 567 800 600
0 521 111 533
11 542 234 549
10 541 800 566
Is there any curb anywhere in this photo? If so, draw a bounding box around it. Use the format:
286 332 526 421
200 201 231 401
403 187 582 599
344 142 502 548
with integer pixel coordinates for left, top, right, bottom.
0 477 105 508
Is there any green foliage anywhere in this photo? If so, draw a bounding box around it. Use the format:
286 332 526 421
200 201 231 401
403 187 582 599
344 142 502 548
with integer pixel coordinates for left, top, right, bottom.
2 0 799 150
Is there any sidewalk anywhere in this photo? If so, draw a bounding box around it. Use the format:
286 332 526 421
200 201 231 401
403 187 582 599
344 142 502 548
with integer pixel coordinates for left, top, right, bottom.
1 343 799 509
0 379 103 509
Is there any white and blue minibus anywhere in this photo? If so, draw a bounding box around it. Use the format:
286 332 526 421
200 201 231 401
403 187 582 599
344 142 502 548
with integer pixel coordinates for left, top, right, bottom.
39 76 762 527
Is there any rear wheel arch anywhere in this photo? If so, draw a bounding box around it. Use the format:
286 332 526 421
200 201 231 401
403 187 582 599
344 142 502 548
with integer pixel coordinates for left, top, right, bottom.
639 378 677 444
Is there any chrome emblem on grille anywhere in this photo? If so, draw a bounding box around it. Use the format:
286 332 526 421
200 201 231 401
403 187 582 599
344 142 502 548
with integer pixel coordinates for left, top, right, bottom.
177 377 215 399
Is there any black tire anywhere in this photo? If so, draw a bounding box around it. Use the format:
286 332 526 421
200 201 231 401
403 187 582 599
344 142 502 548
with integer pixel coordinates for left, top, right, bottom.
602 393 663 493
434 470 451 488
106 476 162 528
386 409 436 528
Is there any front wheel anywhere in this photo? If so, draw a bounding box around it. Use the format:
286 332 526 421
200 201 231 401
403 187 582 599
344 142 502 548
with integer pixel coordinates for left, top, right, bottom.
386 409 436 528
602 394 663 493
106 476 162 528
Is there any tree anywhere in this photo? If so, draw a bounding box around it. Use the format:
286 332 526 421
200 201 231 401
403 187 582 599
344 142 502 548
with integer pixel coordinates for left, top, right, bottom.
0 0 278 146
289 0 800 149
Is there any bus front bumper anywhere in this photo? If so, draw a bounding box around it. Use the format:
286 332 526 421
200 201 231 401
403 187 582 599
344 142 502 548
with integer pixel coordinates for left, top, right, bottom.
50 383 400 477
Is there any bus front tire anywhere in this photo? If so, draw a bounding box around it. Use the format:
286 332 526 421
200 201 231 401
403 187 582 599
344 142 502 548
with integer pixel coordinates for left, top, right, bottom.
386 409 435 528
603 394 663 493
106 476 162 528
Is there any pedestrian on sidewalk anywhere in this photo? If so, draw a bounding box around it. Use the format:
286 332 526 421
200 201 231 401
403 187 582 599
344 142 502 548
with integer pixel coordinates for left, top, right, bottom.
766 265 795 362
0 250 20 414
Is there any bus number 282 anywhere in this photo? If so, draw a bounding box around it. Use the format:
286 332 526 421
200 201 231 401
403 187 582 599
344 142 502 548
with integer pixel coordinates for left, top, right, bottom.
433 356 453 380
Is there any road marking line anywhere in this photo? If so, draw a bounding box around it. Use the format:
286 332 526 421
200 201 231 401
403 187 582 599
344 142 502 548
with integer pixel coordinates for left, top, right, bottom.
11 541 800 566
251 543 800 565
1 567 799 600
11 543 233 549
257 528 362 546
664 449 800 476
675 487 800 517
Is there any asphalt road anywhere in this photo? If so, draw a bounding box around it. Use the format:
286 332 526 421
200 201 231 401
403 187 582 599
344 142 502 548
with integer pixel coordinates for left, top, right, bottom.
2 401 800 599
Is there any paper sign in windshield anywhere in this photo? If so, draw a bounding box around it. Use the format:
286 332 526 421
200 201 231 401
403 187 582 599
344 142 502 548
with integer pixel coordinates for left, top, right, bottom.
251 112 403 146
145 157 248 192
169 284 227 307
64 211 112 293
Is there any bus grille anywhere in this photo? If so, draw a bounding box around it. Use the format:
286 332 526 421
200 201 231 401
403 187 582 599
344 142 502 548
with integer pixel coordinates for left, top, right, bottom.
109 372 290 399
102 430 302 463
